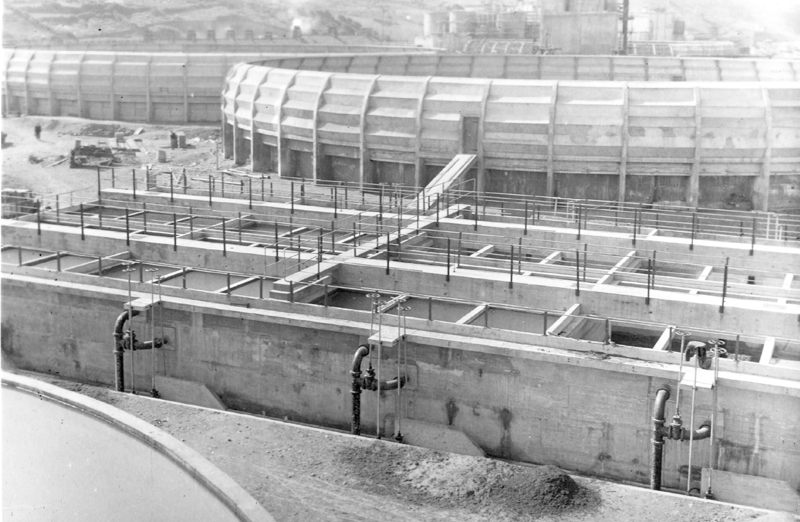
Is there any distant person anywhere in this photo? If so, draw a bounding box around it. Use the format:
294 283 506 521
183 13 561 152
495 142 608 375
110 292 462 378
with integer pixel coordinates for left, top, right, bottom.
170 131 178 149
34 124 42 140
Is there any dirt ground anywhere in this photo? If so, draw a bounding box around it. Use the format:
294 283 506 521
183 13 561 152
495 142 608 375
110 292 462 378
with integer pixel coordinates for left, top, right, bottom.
14 371 783 522
2 115 225 199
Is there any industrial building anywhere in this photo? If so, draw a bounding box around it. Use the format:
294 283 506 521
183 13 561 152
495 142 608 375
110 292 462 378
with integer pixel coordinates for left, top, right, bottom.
2 43 800 515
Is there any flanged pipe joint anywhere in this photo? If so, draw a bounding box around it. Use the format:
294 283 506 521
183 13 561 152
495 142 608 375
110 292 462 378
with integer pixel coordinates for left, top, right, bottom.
350 344 407 436
113 310 167 392
651 386 711 490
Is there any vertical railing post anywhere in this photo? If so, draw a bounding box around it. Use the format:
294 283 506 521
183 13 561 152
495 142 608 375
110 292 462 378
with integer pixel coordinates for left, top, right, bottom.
290 182 295 214
719 257 729 313
690 212 696 250
79 203 85 240
169 172 174 202
37 207 41 236
289 281 294 303
632 207 637 246
385 233 390 275
575 249 580 296
132 169 137 200
509 245 514 289
474 193 478 231
446 238 451 282
111 168 115 188
56 252 61 272
750 217 756 256
604 318 610 344
249 178 253 210
221 172 225 199
334 186 338 218
543 310 548 336
208 174 213 206
524 200 528 235
435 194 440 227
56 195 60 223
651 250 657 289
646 258 652 305
428 296 433 321
183 168 187 194
274 221 279 262
222 218 227 257
173 213 177 251
577 204 582 240
125 208 130 246
97 166 102 204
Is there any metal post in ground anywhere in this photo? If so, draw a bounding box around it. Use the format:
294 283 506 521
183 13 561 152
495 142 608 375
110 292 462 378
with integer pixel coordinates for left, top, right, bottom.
291 182 295 214
690 213 696 250
169 172 174 202
79 203 85 240
646 258 652 305
575 249 580 296
97 167 102 204
133 169 137 200
435 194 440 227
474 192 478 231
249 178 252 209
334 186 338 218
173 213 177 251
125 208 130 246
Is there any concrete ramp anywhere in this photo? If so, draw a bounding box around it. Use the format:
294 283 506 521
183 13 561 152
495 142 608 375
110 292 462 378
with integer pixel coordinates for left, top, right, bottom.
701 468 800 514
155 375 227 411
387 418 485 458
418 154 477 211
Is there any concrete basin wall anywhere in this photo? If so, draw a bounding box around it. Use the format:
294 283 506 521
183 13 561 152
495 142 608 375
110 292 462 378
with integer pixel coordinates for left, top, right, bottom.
2 276 798 493
1 372 273 522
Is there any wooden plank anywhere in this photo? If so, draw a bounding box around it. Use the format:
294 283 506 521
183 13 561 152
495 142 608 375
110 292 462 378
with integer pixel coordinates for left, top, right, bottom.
456 304 488 325
546 303 581 336
470 245 495 258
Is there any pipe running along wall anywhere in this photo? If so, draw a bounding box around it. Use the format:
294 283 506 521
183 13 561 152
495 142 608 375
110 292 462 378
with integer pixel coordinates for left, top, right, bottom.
350 344 406 436
112 309 166 393
651 385 712 491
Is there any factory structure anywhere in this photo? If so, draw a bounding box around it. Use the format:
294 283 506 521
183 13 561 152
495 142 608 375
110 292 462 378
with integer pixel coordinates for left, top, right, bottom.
2 26 800 517
420 0 744 57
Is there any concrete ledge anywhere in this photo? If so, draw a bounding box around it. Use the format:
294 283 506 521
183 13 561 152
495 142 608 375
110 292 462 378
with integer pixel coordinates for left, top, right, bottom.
701 468 800 514
155 375 227 410
1 372 273 522
389 418 486 458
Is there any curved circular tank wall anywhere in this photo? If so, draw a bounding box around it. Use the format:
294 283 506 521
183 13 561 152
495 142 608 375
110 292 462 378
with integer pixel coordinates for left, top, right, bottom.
4 49 799 210
1 373 273 522
221 57 800 211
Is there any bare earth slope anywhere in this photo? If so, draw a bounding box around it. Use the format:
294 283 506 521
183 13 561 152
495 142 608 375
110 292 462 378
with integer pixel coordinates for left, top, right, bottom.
17 372 777 522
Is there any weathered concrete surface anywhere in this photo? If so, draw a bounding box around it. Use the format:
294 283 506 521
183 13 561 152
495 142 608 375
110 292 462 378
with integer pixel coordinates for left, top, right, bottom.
700 469 800 514
3 274 799 499
387 418 486 458
155 375 227 410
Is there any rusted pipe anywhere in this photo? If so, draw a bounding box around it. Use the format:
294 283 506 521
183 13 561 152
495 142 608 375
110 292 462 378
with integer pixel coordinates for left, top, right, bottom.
651 386 670 490
113 309 166 393
651 385 712 491
350 344 407 436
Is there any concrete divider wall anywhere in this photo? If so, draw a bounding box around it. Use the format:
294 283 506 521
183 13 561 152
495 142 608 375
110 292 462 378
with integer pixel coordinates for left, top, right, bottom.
2 276 798 494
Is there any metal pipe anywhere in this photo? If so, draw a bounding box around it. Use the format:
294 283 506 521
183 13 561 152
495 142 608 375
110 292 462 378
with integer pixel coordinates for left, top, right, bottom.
687 354 699 494
350 344 370 435
651 386 671 490
112 309 140 392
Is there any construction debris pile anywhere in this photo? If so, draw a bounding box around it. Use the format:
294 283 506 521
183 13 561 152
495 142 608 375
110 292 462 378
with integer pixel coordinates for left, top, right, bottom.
76 123 134 138
70 143 117 168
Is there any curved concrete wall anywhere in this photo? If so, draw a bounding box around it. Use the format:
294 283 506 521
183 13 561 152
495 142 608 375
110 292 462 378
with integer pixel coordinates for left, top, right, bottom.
2 372 273 522
223 58 800 211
